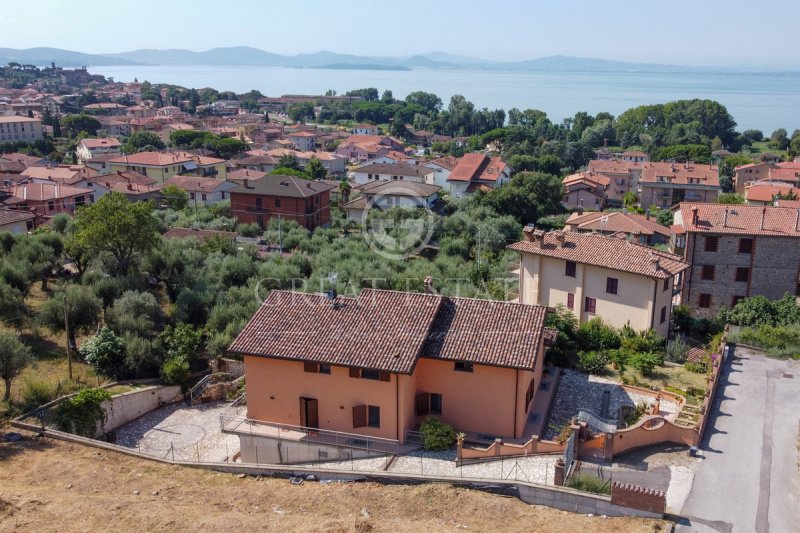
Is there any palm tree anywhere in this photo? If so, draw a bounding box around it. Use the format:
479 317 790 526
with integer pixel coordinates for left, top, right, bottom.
339 179 352 204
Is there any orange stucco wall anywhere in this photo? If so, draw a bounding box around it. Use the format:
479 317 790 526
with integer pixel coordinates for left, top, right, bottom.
244 356 400 440
244 349 543 442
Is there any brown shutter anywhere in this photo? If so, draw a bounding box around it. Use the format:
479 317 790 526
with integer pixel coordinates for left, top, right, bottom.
349 367 360 378
416 393 430 416
352 405 367 428
304 362 318 373
378 371 391 382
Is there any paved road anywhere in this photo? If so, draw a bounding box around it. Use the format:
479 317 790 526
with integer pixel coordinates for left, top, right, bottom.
676 347 800 533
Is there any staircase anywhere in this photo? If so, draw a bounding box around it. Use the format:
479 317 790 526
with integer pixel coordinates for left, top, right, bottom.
675 401 702 427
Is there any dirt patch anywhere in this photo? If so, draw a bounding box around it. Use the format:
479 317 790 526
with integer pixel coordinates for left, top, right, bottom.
0 434 668 532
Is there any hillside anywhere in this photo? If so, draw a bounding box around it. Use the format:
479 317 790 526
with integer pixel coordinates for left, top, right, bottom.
0 434 667 532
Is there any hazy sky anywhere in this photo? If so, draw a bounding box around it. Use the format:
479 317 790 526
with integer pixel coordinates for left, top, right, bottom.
4 0 797 67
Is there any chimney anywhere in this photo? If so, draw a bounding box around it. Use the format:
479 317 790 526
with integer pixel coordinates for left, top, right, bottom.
723 208 729 227
645 209 650 220
650 253 660 272
760 206 767 230
423 276 434 294
554 231 566 247
691 207 699 226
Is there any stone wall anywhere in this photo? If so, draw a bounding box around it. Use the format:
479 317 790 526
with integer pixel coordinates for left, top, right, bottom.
611 481 666 514
684 232 800 317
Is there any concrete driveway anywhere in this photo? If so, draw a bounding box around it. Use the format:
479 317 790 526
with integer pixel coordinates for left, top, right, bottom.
676 347 800 533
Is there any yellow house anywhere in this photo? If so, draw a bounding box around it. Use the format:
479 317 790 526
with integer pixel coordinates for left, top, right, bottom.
108 151 228 183
509 229 690 337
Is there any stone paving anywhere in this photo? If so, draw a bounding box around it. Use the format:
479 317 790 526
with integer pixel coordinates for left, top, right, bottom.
115 400 240 462
543 369 678 439
295 449 558 485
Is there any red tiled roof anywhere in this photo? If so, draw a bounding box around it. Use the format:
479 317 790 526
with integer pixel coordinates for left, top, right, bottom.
422 297 547 370
109 152 193 167
674 202 800 236
448 153 486 182
775 199 800 208
79 137 121 149
639 162 719 187
565 211 670 237
745 183 800 203
228 288 548 372
228 289 442 373
508 231 689 279
563 171 610 188
162 175 233 193
8 182 92 201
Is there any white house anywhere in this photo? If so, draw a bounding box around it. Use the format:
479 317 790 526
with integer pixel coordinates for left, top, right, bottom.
351 162 434 186
76 138 122 163
343 181 441 222
161 175 238 206
0 116 43 143
351 123 379 135
423 156 460 189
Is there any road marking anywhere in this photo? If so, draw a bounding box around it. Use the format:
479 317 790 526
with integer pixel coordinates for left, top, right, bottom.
755 372 775 533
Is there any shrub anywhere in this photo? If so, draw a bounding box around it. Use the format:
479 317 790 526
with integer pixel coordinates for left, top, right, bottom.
577 351 609 374
565 473 611 495
158 323 205 363
237 223 261 238
108 290 163 336
608 349 628 373
53 388 112 437
628 352 662 376
620 329 665 354
124 334 164 379
159 357 190 391
684 362 707 373
419 417 456 451
665 338 690 363
20 378 56 412
81 328 128 379
576 318 621 351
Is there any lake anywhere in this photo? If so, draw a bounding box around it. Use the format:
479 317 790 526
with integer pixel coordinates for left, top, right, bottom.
88 65 800 133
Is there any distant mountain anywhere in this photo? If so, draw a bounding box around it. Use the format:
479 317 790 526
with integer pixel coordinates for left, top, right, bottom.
317 64 411 71
0 47 142 67
0 46 779 73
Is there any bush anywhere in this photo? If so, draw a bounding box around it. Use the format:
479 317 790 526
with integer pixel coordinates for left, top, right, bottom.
576 318 620 351
53 388 112 437
159 357 190 390
577 351 609 374
620 329 664 354
108 290 163 336
19 378 56 412
565 473 611 495
665 338 690 363
684 362 707 373
237 223 261 238
419 417 456 451
628 352 662 376
124 334 164 379
81 328 128 379
608 349 629 373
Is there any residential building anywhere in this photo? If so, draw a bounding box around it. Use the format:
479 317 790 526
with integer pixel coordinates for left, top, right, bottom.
0 208 34 233
161 175 237 206
352 162 434 186
108 151 228 183
226 287 548 459
335 135 404 162
422 156 459 188
82 102 127 115
76 138 121 163
352 123 379 135
509 230 689 337
227 168 267 184
5 182 93 222
733 161 800 194
85 171 160 202
447 154 511 198
561 172 609 210
744 182 800 205
563 210 671 245
229 174 337 230
343 181 441 222
619 150 649 163
286 131 317 152
638 162 720 209
0 116 43 143
21 164 97 185
671 203 800 316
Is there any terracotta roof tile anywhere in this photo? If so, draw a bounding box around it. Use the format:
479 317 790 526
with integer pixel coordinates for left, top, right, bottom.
565 211 670 237
508 231 689 279
675 202 800 236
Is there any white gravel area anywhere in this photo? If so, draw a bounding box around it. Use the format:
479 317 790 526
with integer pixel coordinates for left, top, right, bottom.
114 400 240 462
296 449 557 485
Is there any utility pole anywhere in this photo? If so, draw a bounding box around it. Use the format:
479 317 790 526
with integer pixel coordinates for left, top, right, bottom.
476 226 482 268
278 214 283 253
63 292 72 381
193 188 198 216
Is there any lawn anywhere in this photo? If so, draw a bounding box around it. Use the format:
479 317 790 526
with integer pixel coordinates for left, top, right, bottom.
605 362 709 392
747 141 787 158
